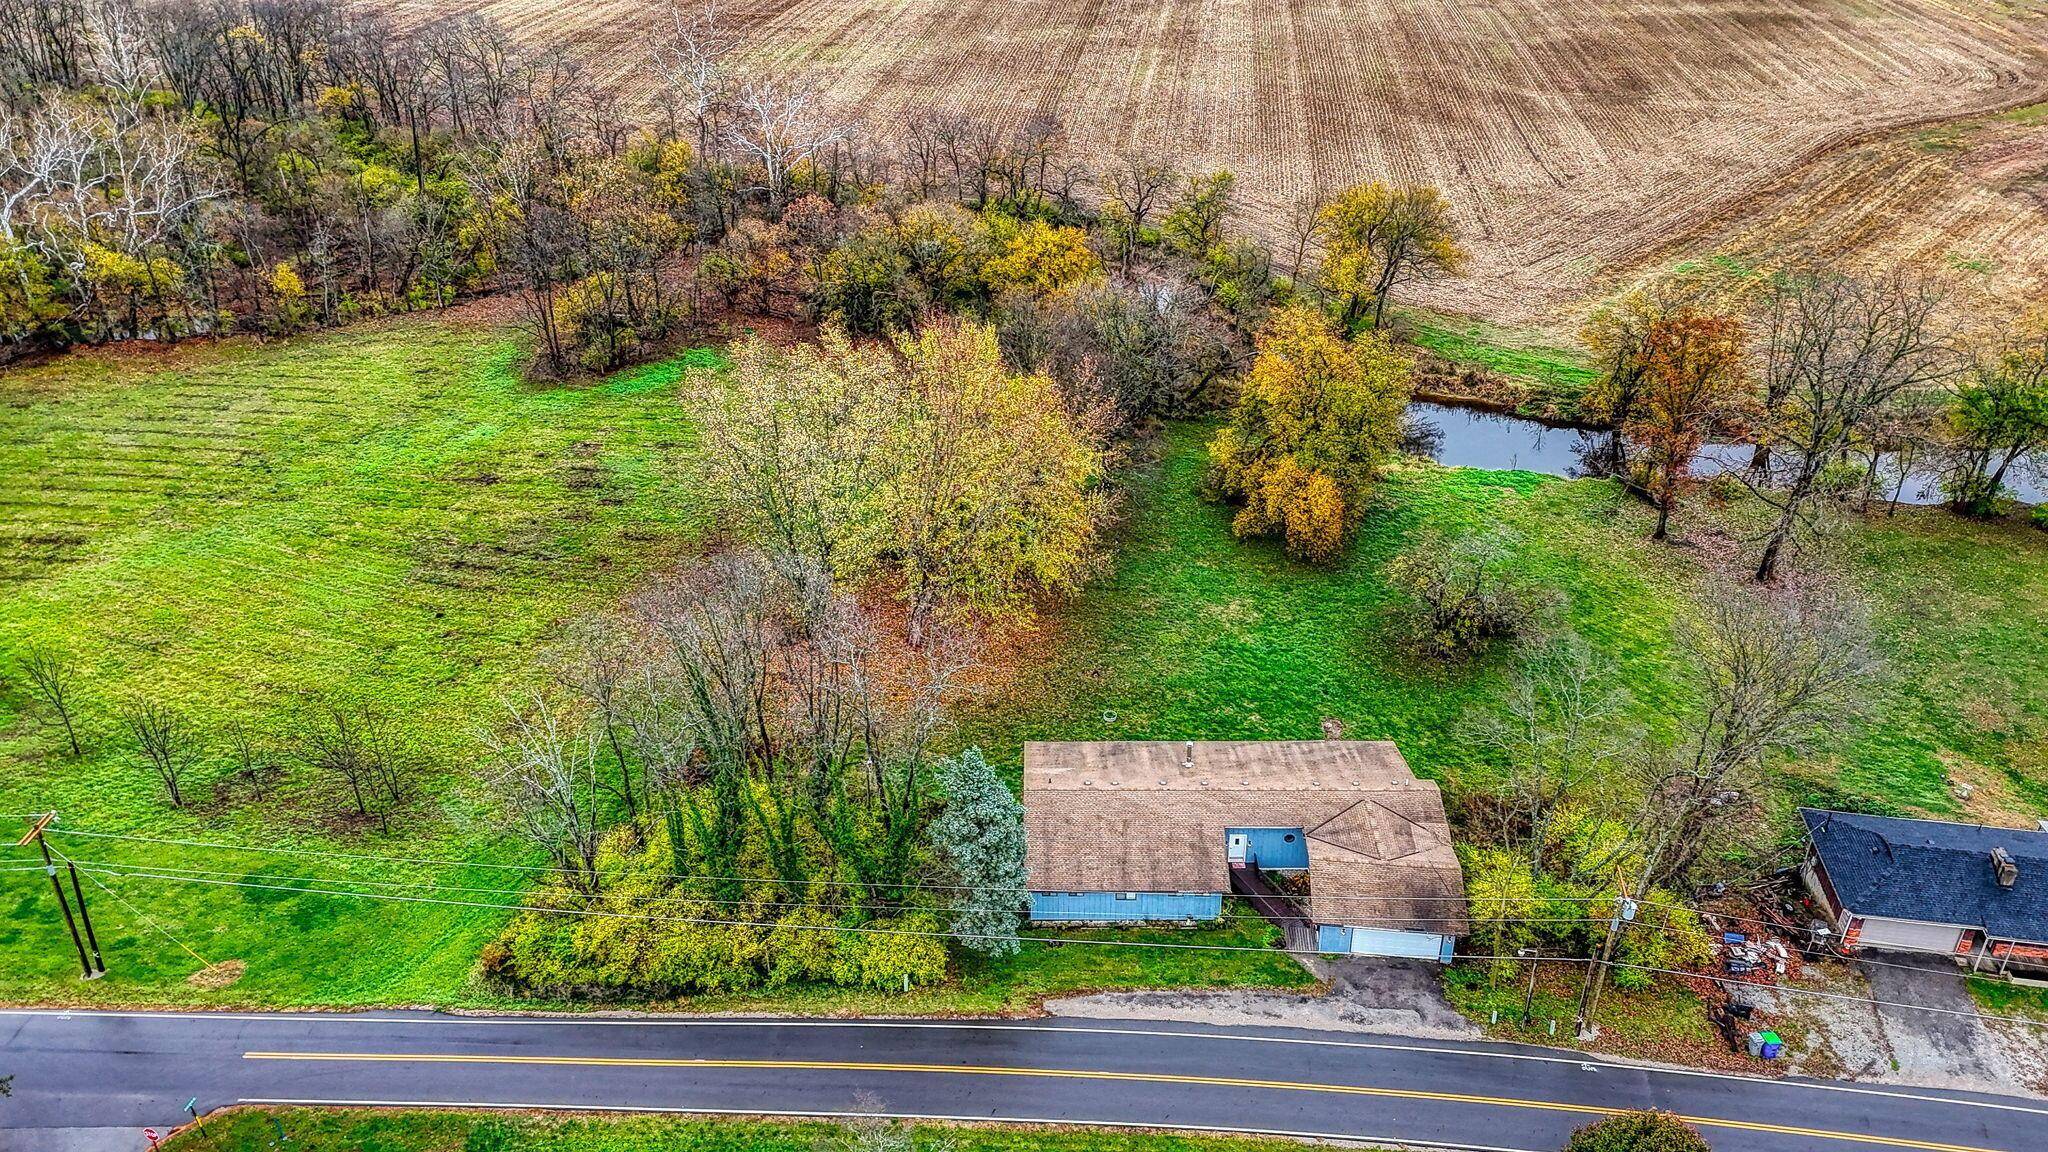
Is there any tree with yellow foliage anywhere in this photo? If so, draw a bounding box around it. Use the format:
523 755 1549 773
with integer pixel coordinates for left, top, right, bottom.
687 319 1104 643
1206 304 1413 561
981 218 1100 298
1317 181 1465 329
890 318 1106 640
267 261 310 333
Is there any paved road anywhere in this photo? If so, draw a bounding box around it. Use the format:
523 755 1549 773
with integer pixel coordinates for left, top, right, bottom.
1 1009 2043 1152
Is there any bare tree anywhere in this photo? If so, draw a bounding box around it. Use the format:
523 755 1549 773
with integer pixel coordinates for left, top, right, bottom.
297 700 413 828
0 98 95 244
649 0 744 154
1576 581 1870 1032
19 645 83 756
479 692 606 895
0 0 94 90
1747 268 1953 581
724 76 847 214
299 702 372 817
822 1092 941 1152
895 112 948 199
1640 581 1872 891
1281 186 1330 282
551 611 640 816
218 720 281 803
623 548 972 901
84 0 158 98
1467 633 1638 877
1100 147 1176 272
123 697 192 806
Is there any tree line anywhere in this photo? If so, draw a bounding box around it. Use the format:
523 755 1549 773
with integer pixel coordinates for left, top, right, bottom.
0 0 1465 387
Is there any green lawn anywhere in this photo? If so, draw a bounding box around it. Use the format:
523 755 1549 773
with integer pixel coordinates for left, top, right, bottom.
0 318 711 1005
962 423 2048 826
963 426 1693 791
167 1109 1344 1152
1967 976 2048 1021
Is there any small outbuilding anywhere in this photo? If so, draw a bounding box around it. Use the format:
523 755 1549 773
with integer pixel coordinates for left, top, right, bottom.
1023 740 1468 961
1799 808 2048 974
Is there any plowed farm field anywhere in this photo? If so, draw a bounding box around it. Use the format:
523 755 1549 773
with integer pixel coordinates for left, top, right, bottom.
379 0 2048 324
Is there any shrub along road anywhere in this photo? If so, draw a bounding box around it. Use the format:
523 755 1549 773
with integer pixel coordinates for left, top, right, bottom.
1 1009 2042 1152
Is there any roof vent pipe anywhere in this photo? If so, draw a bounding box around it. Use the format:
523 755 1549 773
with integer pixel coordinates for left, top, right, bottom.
1992 846 2020 888
1182 740 1194 770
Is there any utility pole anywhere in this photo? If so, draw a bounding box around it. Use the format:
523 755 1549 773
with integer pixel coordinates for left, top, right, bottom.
1574 892 1635 1038
16 813 102 980
66 858 105 974
1518 947 1540 1024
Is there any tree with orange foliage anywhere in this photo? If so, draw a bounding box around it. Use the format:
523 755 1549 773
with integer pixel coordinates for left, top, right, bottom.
1624 308 1747 541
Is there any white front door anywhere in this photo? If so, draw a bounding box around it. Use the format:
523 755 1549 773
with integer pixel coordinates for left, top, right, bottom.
1226 833 1249 863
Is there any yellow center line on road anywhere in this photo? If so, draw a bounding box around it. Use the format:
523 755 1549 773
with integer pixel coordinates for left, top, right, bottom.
240 1051 2000 1152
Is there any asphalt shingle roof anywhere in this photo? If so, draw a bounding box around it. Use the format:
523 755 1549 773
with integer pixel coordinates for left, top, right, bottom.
1024 741 1468 935
1801 808 2048 942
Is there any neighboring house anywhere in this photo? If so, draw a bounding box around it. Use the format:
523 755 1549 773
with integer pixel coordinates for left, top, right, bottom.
1799 808 2048 975
1022 740 1469 961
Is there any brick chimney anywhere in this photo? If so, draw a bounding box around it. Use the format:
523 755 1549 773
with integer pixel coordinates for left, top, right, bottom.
1991 846 2020 889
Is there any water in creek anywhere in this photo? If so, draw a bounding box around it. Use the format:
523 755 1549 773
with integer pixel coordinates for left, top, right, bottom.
1403 401 2044 507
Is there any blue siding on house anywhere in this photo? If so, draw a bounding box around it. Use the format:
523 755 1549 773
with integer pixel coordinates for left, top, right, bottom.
1225 826 1309 869
1318 924 1353 952
1029 891 1224 922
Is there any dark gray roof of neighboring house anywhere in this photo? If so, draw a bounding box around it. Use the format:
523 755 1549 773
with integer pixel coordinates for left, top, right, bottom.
1801 808 2048 942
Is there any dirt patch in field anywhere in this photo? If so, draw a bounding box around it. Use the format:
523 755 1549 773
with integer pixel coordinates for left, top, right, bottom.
187 959 247 990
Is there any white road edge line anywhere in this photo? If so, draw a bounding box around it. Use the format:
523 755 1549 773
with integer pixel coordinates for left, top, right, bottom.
9 1008 2040 1118
231 1098 1544 1152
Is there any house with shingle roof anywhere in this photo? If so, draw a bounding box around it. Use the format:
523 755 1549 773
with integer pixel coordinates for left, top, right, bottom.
1800 808 2048 975
1023 740 1468 960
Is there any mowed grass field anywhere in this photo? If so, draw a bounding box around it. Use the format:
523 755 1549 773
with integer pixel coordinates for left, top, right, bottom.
377 0 2048 325
2 318 2044 1009
0 318 710 1004
0 318 1304 1008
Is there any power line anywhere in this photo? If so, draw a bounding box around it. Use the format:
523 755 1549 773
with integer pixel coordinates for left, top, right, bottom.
53 856 1606 928
24 819 1990 971
36 854 1981 988
37 861 2048 1030
44 843 214 971
43 826 1592 905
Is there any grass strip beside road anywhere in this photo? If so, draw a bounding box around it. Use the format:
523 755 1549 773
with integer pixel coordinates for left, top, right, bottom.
237 1051 2003 1152
164 1108 1402 1152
